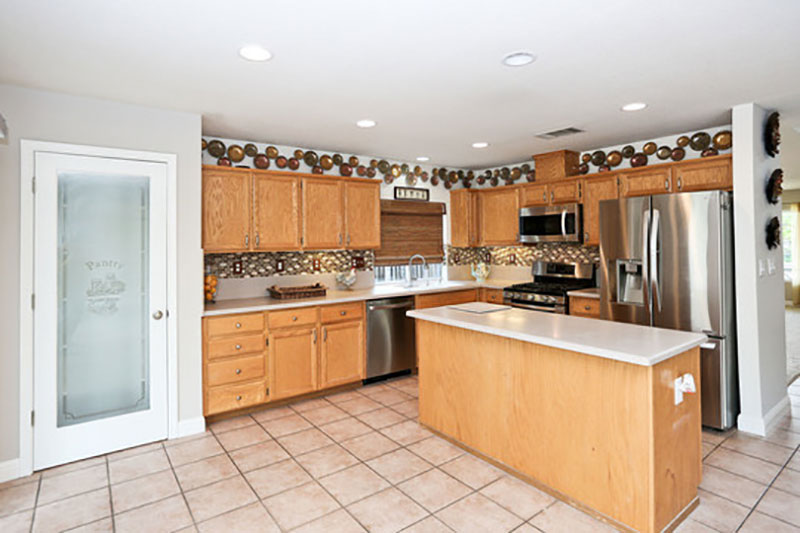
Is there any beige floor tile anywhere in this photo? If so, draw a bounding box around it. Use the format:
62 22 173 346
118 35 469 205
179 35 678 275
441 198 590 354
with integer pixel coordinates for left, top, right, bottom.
529 501 616 533
359 384 393 398
64 516 113 532
0 472 40 490
788 452 800 472
114 494 193 533
721 433 795 465
704 446 782 485
348 487 429 533
358 407 407 429
108 448 171 484
197 501 280 533
391 400 419 419
341 431 400 461
292 508 367 533
774 467 800 497
277 428 334 456
208 415 256 435
165 435 224 467
0 510 33 533
400 516 453 533
367 449 433 484
40 456 106 478
164 431 213 448
763 427 800 449
701 441 716 459
440 454 502 490
326 390 365 404
173 453 239 491
32 488 110 533
319 464 390 506
757 487 800 527
291 397 332 413
321 417 374 442
380 420 432 446
687 489 750 532
38 463 108 505
369 389 413 407
228 440 290 472
701 428 733 446
779 415 800 434
264 481 340 530
673 518 718 532
0 480 39 517
251 406 295 423
295 444 359 478
407 437 464 466
398 468 471 512
111 469 180 513
509 525 540 533
739 511 800 532
260 413 313 438
480 476 554 520
185 475 257 522
699 464 767 507
215 424 270 452
301 405 351 426
245 459 312 499
436 492 522 533
107 442 163 462
337 396 383 416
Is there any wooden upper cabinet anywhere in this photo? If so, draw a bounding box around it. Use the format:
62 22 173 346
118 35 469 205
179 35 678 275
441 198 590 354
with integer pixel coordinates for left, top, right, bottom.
269 326 318 400
673 157 732 193
320 320 364 389
519 184 548 207
302 178 344 249
344 182 380 249
252 174 301 250
479 188 520 245
582 175 619 246
619 167 672 198
202 169 251 252
549 180 582 204
450 189 479 246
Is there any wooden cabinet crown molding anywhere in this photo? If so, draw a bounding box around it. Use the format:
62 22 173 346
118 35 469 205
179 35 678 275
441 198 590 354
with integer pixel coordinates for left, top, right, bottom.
201 164 378 184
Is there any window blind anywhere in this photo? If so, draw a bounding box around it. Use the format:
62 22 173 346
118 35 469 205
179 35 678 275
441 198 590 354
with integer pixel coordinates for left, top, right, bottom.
374 200 445 265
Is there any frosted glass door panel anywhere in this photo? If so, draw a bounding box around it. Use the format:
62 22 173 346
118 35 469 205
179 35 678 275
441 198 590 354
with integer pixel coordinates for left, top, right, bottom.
57 172 150 427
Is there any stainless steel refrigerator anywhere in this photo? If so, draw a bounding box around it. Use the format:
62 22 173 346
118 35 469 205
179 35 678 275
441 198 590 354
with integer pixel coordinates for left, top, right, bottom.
598 190 738 429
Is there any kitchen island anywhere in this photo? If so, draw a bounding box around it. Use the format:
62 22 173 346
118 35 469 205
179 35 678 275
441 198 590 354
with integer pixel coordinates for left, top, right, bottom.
408 306 707 533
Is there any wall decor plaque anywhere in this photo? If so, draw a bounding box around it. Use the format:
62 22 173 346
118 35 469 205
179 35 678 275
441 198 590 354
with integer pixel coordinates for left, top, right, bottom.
394 186 430 201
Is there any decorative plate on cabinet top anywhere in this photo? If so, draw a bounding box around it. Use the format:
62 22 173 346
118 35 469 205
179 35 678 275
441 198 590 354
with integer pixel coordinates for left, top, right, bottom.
590 150 606 166
431 175 439 185
275 156 288 168
621 145 635 158
254 154 270 169
670 147 686 161
293 149 304 159
713 130 732 150
244 143 258 157
366 167 376 178
689 132 711 151
414 165 422 176
630 153 648 167
701 147 719 157
421 171 429 182
378 160 390 174
581 153 591 163
201 138 207 150
266 146 279 159
656 146 671 160
606 150 622 166
349 156 360 167
320 154 334 170
577 163 589 175
207 140 225 158
333 153 344 166
312 165 323 174
303 150 319 167
288 157 300 170
357 165 367 176
227 145 245 162
217 157 231 166
340 164 353 176
391 165 401 177
642 142 657 156
764 112 780 157
676 135 690 148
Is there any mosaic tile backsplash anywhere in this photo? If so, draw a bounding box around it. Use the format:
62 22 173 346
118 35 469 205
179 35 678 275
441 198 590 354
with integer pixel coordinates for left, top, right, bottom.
206 250 374 279
446 243 599 266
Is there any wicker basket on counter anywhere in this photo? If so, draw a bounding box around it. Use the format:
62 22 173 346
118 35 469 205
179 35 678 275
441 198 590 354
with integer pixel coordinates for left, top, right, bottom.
267 283 327 300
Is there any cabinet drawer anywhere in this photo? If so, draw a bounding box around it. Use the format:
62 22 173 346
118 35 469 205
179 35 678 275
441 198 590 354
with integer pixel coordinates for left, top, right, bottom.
481 288 504 303
207 334 265 360
570 296 600 317
206 381 267 415
206 313 264 337
321 302 363 323
415 289 478 309
268 306 318 329
207 353 265 387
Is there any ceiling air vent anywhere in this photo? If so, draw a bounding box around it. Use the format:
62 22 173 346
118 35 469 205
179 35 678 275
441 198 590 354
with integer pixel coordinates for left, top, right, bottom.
535 127 584 140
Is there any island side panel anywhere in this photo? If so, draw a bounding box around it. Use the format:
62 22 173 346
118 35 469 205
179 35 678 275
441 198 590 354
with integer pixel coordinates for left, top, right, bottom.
416 320 653 532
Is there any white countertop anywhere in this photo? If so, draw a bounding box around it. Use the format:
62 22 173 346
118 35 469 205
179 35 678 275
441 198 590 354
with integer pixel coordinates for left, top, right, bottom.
203 280 515 316
566 288 600 299
407 306 706 366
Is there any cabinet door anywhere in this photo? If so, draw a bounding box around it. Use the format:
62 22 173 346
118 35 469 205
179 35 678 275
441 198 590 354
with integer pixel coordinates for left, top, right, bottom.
269 327 318 400
619 168 672 197
202 169 251 252
320 320 364 389
549 180 582 204
479 189 520 245
519 184 548 207
302 178 344 249
673 158 732 193
345 182 380 249
253 174 301 250
480 288 504 304
450 189 475 247
582 176 619 246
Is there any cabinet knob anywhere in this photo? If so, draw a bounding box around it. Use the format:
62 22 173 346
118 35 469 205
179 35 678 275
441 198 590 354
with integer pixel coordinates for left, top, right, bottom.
235 344 241 350
340 310 346 316
235 368 242 375
235 322 241 328
292 316 298 321
236 395 242 401
584 305 591 311
584 232 589 240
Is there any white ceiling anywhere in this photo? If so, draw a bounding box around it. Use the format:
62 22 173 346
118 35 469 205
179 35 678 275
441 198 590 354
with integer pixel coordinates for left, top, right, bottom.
2 0 800 168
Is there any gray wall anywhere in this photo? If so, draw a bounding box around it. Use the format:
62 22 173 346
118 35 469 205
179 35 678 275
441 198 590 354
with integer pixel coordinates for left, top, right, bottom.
0 84 203 463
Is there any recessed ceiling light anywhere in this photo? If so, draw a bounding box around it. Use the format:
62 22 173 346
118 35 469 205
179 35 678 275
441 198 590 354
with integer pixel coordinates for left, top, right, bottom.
416 156 430 162
621 102 647 112
502 52 537 67
356 119 376 128
472 142 489 149
239 45 272 62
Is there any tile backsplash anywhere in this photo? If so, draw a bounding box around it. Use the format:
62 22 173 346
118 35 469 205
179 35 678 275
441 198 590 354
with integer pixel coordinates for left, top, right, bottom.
206 250 374 279
446 243 599 266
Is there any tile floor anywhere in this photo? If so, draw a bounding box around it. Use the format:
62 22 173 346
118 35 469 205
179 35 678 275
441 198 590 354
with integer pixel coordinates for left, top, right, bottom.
1 376 799 532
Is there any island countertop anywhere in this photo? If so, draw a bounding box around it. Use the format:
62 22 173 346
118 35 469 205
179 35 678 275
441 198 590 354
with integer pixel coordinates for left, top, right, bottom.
407 305 707 366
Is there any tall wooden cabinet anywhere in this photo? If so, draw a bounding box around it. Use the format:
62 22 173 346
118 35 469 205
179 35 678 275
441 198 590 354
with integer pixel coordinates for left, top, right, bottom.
302 178 344 249
582 176 619 246
450 189 479 247
479 188 520 245
253 174 302 250
345 182 381 249
202 168 252 252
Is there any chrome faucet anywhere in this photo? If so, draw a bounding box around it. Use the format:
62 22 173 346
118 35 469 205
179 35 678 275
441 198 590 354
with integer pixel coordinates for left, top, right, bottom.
406 254 427 287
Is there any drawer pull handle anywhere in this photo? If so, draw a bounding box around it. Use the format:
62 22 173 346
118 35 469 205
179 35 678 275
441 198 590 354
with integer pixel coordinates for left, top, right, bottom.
235 344 241 350
235 368 242 375
292 316 298 321
236 395 242 401
235 322 241 328
340 310 346 316
665 179 670 190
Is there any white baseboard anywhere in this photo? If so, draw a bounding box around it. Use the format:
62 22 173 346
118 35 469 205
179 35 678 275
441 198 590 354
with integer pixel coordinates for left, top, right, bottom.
737 395 790 436
173 416 206 439
0 458 20 484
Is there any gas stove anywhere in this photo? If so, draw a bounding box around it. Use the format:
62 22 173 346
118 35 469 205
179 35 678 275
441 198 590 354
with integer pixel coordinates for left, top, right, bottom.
503 261 595 314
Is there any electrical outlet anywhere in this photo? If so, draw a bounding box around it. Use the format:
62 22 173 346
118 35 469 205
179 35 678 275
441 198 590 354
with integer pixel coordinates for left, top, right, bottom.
509 254 516 265
352 256 365 269
276 259 285 273
233 260 243 275
313 258 321 271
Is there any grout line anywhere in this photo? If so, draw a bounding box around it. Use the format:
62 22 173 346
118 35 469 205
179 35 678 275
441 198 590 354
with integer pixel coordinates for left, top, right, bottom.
104 456 116 533
161 441 201 530
27 476 42 533
733 443 800 531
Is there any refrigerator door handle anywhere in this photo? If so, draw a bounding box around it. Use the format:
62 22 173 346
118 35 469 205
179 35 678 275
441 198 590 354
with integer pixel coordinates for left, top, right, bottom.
560 209 567 238
642 210 650 299
650 209 661 312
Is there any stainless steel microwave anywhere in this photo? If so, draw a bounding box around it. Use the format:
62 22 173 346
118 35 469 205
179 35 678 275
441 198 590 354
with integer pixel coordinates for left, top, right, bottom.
519 203 583 243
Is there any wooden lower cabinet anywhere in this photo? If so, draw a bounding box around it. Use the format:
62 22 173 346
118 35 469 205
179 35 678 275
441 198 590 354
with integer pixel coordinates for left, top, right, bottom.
569 296 600 318
414 289 478 309
320 320 364 389
269 326 318 400
480 288 504 304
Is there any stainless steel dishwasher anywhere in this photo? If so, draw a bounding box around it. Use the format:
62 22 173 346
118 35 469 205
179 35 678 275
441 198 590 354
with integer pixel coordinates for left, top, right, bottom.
366 296 416 381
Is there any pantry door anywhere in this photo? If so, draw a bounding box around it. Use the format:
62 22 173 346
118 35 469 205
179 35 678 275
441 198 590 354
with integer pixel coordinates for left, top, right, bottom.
33 152 169 470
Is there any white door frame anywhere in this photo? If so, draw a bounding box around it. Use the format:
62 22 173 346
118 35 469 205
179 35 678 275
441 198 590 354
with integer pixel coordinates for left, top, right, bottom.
18 140 179 476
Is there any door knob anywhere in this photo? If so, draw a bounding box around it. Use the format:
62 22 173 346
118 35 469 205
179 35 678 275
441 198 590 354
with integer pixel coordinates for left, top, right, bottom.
152 310 164 320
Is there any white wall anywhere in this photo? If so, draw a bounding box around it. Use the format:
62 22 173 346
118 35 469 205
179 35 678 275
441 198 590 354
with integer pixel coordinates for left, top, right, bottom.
0 84 203 466
732 103 789 435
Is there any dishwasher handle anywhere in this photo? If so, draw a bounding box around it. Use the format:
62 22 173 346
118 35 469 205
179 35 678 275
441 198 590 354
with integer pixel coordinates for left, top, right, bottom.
367 302 414 311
